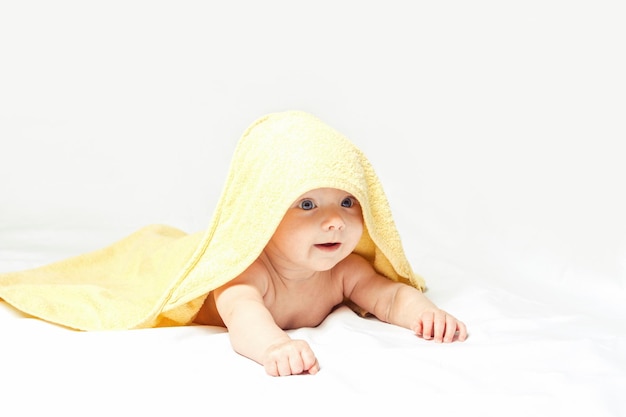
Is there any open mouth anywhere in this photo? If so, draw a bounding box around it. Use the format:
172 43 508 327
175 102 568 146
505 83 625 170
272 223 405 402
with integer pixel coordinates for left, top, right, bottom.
315 242 341 250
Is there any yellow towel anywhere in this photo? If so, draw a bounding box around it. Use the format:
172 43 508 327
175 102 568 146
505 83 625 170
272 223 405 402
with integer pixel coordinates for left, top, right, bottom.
0 110 425 330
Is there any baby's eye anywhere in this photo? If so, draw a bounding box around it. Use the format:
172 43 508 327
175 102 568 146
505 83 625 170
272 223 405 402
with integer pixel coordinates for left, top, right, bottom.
341 197 355 208
299 199 316 210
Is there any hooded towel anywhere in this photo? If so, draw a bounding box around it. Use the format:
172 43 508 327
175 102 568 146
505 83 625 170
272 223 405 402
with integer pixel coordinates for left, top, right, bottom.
0 110 425 330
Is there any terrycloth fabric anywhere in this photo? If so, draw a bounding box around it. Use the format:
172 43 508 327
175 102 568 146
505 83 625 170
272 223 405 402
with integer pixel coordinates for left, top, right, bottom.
0 110 425 330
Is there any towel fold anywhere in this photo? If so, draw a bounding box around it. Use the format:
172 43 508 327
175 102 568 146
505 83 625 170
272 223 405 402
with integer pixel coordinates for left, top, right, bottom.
0 110 425 330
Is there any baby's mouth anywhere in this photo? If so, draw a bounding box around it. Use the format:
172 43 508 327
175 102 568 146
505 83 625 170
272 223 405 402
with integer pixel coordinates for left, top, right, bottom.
314 242 341 250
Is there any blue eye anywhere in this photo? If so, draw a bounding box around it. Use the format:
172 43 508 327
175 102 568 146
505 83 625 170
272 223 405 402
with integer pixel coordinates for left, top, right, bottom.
341 197 355 208
299 199 316 210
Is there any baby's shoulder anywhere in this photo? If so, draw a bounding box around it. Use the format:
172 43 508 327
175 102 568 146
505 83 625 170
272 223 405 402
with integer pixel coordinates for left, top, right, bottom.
335 253 376 277
229 256 272 291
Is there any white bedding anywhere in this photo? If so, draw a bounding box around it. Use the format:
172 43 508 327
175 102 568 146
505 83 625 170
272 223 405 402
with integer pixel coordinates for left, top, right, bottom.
1 1 624 416
2 229 624 416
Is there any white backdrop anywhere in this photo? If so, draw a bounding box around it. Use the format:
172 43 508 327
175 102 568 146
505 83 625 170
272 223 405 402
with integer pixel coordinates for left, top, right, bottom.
1 3 626 415
1 1 624 317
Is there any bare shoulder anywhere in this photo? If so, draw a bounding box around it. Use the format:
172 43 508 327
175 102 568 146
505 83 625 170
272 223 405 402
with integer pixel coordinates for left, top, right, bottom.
195 259 273 326
337 253 406 301
335 253 380 291
336 253 375 274
218 256 272 295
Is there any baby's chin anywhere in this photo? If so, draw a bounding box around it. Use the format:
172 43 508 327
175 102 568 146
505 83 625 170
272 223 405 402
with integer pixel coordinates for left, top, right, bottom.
306 244 356 272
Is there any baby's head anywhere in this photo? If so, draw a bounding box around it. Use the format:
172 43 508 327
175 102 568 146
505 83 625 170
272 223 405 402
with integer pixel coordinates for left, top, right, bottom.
221 111 371 264
264 187 363 272
197 110 425 294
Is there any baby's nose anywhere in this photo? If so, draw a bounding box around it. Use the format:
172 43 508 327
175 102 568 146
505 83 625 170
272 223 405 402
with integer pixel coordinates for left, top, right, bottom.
322 209 345 231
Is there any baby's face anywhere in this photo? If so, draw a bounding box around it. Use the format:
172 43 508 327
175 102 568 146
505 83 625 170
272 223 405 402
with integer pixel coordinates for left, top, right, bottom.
265 188 364 272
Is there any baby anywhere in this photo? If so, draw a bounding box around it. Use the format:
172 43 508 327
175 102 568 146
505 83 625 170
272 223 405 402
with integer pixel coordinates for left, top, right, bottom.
194 186 467 376
0 110 467 376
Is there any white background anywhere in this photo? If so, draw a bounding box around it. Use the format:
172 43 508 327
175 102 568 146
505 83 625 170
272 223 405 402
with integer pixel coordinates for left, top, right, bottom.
1 1 624 311
1 3 625 415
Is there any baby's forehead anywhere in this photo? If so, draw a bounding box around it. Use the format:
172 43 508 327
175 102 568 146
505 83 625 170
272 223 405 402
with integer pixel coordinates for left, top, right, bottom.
295 187 353 199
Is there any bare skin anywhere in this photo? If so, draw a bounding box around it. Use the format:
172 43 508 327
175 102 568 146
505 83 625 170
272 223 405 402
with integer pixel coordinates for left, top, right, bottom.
194 188 467 376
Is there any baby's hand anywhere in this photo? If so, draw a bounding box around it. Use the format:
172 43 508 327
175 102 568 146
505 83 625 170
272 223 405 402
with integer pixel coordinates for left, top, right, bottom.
263 339 320 376
412 309 467 343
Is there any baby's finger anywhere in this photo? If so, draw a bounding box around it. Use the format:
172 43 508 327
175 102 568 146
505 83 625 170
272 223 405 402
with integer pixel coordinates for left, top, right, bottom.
275 356 293 377
301 349 320 375
443 315 459 343
306 357 320 375
433 312 447 342
265 360 279 377
456 320 468 342
411 319 423 337
421 312 434 340
288 354 305 375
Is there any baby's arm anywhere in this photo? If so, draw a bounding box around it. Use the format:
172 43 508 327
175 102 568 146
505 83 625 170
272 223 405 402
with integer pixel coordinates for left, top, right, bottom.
386 283 467 342
213 269 320 376
343 255 467 342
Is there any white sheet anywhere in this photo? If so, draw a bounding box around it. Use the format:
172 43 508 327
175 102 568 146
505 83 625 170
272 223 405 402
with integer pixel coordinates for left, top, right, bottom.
2 227 624 416
1 1 625 416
